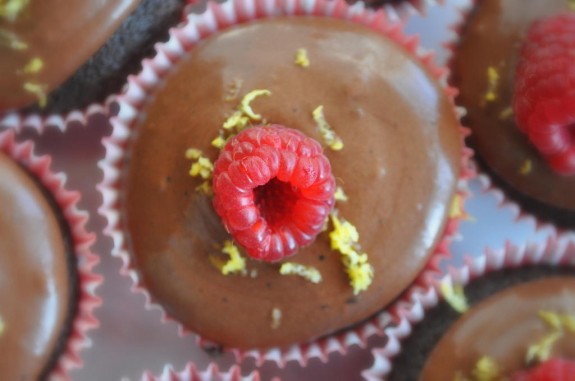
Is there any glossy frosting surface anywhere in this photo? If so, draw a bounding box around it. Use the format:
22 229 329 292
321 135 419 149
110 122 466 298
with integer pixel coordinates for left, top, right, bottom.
452 0 575 210
0 0 140 111
0 152 70 380
125 17 461 349
421 277 575 380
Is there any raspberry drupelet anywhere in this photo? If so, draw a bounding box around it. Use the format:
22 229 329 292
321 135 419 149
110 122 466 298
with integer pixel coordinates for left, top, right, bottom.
212 125 336 262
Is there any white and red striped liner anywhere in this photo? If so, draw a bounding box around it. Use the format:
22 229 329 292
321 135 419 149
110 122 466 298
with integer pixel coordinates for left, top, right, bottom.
98 0 472 368
0 127 102 380
139 364 269 381
0 98 113 133
181 0 447 23
362 234 575 381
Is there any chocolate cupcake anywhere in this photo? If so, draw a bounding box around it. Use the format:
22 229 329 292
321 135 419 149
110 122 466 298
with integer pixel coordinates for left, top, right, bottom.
99 0 472 366
0 127 101 380
363 239 575 380
450 0 575 227
0 0 187 115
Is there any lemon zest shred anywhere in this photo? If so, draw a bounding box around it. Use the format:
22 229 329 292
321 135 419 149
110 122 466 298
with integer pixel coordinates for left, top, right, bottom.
538 310 563 330
526 330 562 364
279 262 322 284
499 106 513 120
440 281 469 313
239 89 271 121
211 134 227 149
561 314 575 333
329 212 374 295
0 0 30 22
23 82 47 108
484 66 499 103
519 160 532 175
223 110 250 131
313 105 343 151
294 48 310 68
209 240 246 275
185 149 214 180
334 186 348 202
189 157 213 179
472 356 500 381
195 180 212 196
0 28 27 50
23 57 43 74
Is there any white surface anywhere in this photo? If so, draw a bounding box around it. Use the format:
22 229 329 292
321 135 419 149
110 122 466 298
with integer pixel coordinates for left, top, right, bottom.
14 0 564 380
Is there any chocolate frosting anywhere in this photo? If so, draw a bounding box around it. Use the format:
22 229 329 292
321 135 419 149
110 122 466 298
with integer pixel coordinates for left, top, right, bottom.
0 0 140 111
421 277 575 380
452 0 575 211
0 152 71 380
124 17 462 349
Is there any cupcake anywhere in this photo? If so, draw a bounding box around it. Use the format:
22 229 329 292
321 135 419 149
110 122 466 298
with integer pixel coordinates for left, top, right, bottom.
0 127 101 380
100 0 472 365
363 239 575 380
0 0 186 115
450 0 575 227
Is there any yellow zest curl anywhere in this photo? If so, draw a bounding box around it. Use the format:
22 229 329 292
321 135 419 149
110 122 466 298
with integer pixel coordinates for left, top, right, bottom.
186 149 214 180
472 356 500 381
239 89 271 121
329 212 374 295
449 193 472 221
223 110 249 131
519 160 532 175
440 282 469 313
0 28 27 50
526 331 562 364
23 57 43 74
334 186 348 202
484 66 499 103
0 0 30 22
280 262 322 284
23 82 47 108
294 48 310 68
211 134 227 149
313 105 343 151
210 240 246 276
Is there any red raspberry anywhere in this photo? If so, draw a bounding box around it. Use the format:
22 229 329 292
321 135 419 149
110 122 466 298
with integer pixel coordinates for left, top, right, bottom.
212 125 336 262
513 13 575 175
511 358 575 381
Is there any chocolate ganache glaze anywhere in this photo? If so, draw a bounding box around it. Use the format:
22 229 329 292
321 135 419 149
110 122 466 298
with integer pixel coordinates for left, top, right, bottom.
421 277 575 380
124 17 462 349
0 152 74 380
0 0 140 111
452 0 575 212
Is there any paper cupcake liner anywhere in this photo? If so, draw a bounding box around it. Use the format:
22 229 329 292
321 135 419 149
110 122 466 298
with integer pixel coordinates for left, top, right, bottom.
98 0 473 368
182 0 447 23
362 234 575 380
0 97 114 133
139 364 266 381
0 127 102 380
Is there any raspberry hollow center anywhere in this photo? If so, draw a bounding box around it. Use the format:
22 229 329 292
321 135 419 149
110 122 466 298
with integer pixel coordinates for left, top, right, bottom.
254 178 300 230
212 124 336 262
